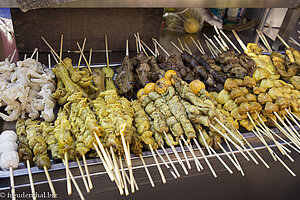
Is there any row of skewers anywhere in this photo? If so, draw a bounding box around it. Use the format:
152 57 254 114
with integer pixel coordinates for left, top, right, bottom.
0 29 299 200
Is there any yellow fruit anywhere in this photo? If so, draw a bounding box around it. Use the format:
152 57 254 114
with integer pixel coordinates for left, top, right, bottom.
189 79 205 95
144 83 156 94
155 78 172 94
137 88 146 99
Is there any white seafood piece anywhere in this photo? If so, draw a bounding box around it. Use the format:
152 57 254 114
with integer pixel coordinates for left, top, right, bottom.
0 142 18 155
0 130 17 142
0 151 19 169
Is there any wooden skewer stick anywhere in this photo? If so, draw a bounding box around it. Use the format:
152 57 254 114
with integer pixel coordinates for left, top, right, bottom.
36 51 38 62
160 145 180 177
171 41 183 54
105 34 110 68
237 131 270 169
24 54 27 59
214 26 229 50
271 118 300 149
246 112 277 161
126 39 129 57
219 30 241 53
62 160 86 200
26 160 36 200
256 29 272 53
60 33 63 60
64 152 72 195
155 149 177 178
284 115 300 141
105 148 121 189
203 33 221 54
149 143 166 183
76 157 90 193
209 124 250 161
93 143 115 182
274 112 300 145
82 154 93 190
196 39 206 54
123 163 139 191
214 35 226 51
252 130 296 177
184 43 192 55
231 30 247 52
136 37 140 54
141 40 156 57
48 54 51 69
76 42 92 74
110 147 124 195
43 166 57 198
10 167 16 200
180 135 203 170
134 34 149 57
93 132 114 172
41 37 64 64
78 38 86 67
209 146 233 174
163 131 188 175
139 154 155 187
260 30 273 52
179 139 191 169
289 37 300 48
193 137 217 178
224 138 244 176
152 38 170 57
277 34 290 48
119 155 129 196
50 50 59 64
119 125 135 193
217 142 240 170
205 40 216 59
286 109 300 130
190 37 204 54
88 48 93 67
177 38 184 51
9 49 17 63
255 111 286 155
30 48 38 59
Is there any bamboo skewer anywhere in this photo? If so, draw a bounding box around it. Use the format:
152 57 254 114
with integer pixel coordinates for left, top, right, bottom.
10 167 16 200
203 33 221 54
179 139 191 169
50 50 59 64
161 145 180 177
76 42 92 74
155 149 177 178
163 131 188 175
110 147 124 195
256 29 272 52
36 51 39 62
82 155 93 190
134 34 149 57
139 154 155 187
214 35 226 51
209 146 233 174
60 34 63 60
43 166 57 198
171 41 183 54
149 143 166 184
284 116 300 140
190 36 204 54
277 34 290 48
196 39 206 54
24 54 27 59
105 148 121 190
88 48 93 67
210 124 250 161
193 137 217 178
232 30 247 52
123 165 139 191
93 143 115 182
177 38 184 51
181 135 203 171
205 40 216 59
65 152 72 195
30 48 38 59
152 38 170 57
217 142 240 171
260 30 273 52
62 160 86 200
184 43 192 55
119 155 129 195
286 109 300 130
220 30 241 53
247 112 277 161
105 34 110 68
252 130 296 177
214 26 229 50
141 40 156 57
77 38 87 67
26 160 36 200
224 138 244 176
76 157 90 193
126 40 129 57
9 49 17 63
289 37 300 48
237 131 270 169
41 37 64 64
48 54 51 69
153 39 159 56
